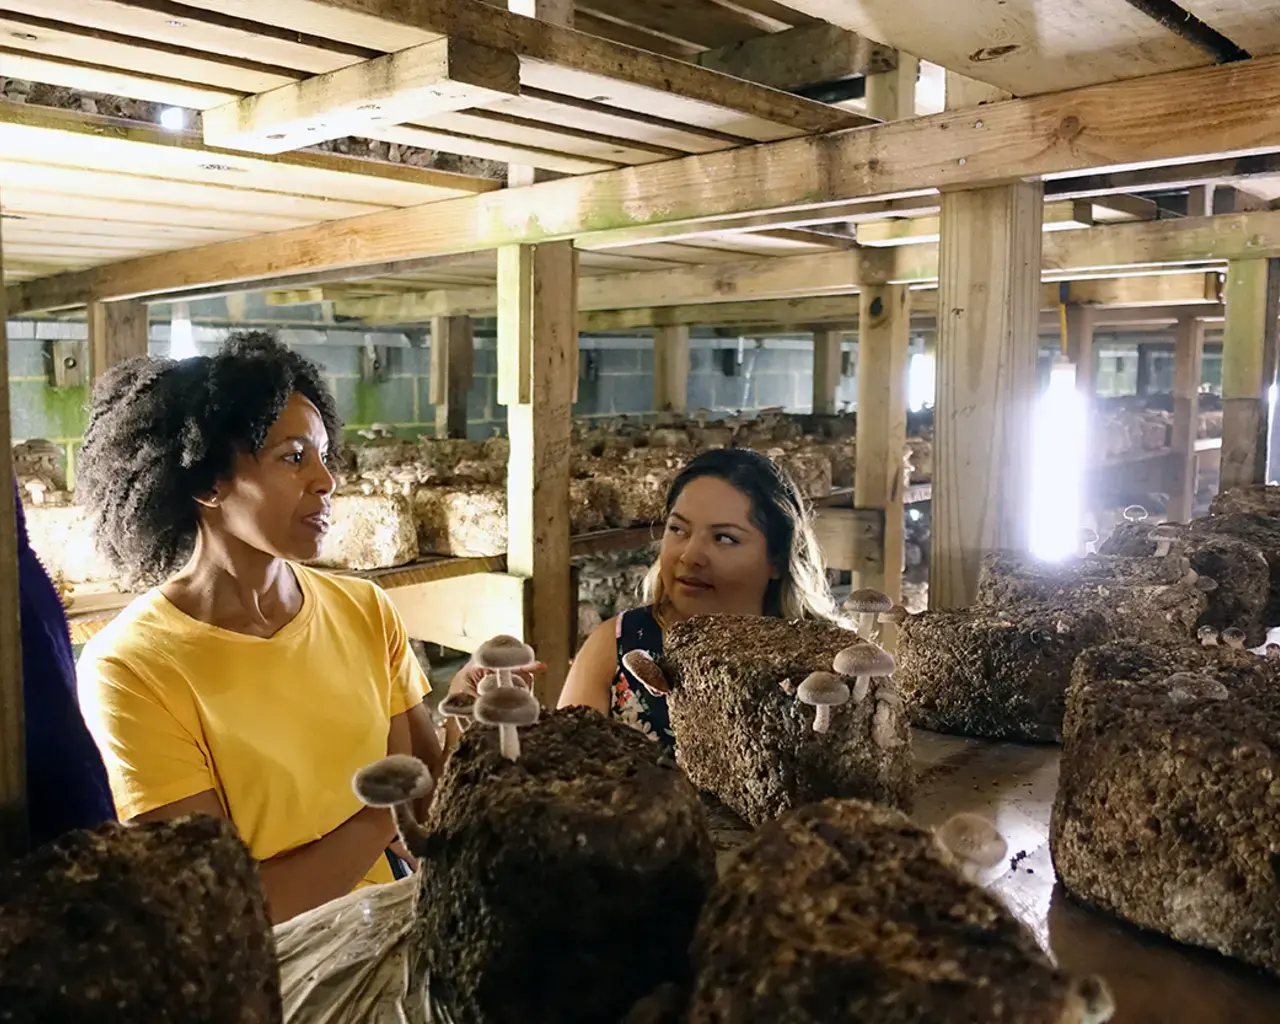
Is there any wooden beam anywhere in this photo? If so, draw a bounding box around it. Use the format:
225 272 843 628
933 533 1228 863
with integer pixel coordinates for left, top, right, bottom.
854 284 909 605
653 325 690 413
386 572 528 653
15 52 1280 310
1220 258 1280 492
203 37 522 154
858 201 1090 246
932 182 1044 609
429 315 474 438
500 242 577 704
88 299 149 380
695 22 896 91
505 0 573 188
812 328 843 414
1065 304 1097 396
583 295 862 332
1169 313 1206 522
866 53 918 121
0 192 27 857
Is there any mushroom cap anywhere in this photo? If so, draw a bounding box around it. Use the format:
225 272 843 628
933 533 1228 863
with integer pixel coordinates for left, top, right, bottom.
1221 626 1247 645
474 634 537 671
832 643 896 678
843 588 893 614
878 604 909 625
439 693 477 719
935 812 1007 870
477 674 500 695
474 685 541 727
1148 523 1181 540
1197 625 1219 639
353 754 434 807
622 649 671 695
796 671 850 707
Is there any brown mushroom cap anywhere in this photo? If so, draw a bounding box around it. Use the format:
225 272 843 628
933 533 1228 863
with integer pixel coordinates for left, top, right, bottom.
843 588 893 614
832 643 896 678
439 693 477 719
474 685 541 727
878 604 909 626
1148 523 1181 541
622 649 671 695
474 634 537 671
353 754 434 806
1221 626 1247 646
796 671 850 707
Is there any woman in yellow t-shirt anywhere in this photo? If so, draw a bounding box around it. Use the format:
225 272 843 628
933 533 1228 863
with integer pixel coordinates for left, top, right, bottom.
75 331 443 924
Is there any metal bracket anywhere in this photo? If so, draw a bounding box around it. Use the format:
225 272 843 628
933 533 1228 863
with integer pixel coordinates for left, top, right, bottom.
46 340 88 389
360 336 389 383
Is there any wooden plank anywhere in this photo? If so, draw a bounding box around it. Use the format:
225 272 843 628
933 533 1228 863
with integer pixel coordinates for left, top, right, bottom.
1169 313 1206 522
1 0 374 72
854 283 909 608
0 104 497 207
500 241 577 704
695 22 896 91
429 315 474 438
1219 258 1280 491
1065 303 1096 396
932 182 1043 609
811 328 842 415
584 295 861 331
578 0 770 48
773 0 1210 95
204 38 521 154
653 324 689 413
0 48 241 109
88 299 150 379
1178 1 1280 57
812 507 885 575
18 52 1280 310
365 123 615 175
0 190 27 857
385 572 528 652
858 201 1090 246
182 0 864 135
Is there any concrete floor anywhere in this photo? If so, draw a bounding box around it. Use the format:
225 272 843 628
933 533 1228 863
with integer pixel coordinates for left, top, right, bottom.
912 731 1280 1024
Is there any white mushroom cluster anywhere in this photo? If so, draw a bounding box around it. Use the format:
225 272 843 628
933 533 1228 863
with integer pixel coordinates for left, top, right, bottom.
794 588 907 749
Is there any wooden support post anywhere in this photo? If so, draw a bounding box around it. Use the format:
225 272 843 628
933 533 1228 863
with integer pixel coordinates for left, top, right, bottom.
812 328 842 415
429 315 474 439
865 52 918 119
653 325 689 413
1220 258 1280 492
499 242 578 705
507 0 572 187
87 299 149 381
1170 313 1205 522
854 285 910 610
1065 304 1096 398
932 182 1044 609
0 197 27 857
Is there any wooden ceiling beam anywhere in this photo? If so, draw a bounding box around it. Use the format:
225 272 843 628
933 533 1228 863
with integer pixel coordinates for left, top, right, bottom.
203 37 521 153
694 22 897 91
12 52 1280 311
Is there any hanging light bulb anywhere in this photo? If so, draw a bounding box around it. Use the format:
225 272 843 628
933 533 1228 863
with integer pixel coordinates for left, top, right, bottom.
169 302 197 360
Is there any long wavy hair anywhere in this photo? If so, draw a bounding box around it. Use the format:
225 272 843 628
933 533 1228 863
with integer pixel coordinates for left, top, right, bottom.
641 447 836 621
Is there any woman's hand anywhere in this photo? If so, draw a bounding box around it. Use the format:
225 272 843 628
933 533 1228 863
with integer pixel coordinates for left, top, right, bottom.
447 659 545 698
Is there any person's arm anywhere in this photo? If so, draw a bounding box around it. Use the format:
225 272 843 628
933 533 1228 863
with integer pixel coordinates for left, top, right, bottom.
133 792 395 925
557 616 619 714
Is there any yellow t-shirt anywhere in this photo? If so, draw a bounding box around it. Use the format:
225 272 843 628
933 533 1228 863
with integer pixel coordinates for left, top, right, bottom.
76 563 429 888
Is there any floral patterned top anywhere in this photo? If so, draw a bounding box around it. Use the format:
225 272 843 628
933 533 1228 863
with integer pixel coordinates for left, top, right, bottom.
612 606 676 753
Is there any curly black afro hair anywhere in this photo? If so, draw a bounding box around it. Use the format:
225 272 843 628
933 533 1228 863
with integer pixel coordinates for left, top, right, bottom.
76 330 342 589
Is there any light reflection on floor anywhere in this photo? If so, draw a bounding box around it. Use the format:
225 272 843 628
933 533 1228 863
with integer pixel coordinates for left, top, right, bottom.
911 730 1280 1024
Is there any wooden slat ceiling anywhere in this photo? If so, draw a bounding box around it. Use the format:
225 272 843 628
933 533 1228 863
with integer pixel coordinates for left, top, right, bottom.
758 0 1263 95
0 102 497 282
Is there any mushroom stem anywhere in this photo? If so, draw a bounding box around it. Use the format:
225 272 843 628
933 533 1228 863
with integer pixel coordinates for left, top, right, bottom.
853 675 871 702
498 724 522 760
390 803 430 855
857 611 876 639
497 667 513 688
813 704 832 733
1154 539 1172 557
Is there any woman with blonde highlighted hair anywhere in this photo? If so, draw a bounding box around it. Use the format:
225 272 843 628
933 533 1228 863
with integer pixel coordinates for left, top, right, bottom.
558 447 836 751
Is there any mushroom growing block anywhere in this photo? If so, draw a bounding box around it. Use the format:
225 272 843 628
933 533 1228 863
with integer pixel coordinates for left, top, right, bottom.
412 707 715 1024
309 493 418 571
1052 654 1280 976
20 504 119 585
0 815 280 1022
413 484 508 557
974 552 1207 643
1188 512 1280 626
896 605 1112 742
1099 526 1270 647
662 615 913 827
687 799 1114 1024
